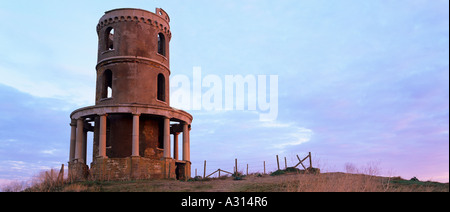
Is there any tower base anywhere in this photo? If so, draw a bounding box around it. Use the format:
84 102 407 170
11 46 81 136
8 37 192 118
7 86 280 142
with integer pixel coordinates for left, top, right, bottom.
68 161 89 181
84 157 190 181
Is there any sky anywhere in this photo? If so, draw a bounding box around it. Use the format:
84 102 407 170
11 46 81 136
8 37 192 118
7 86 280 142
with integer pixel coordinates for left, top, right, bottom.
0 0 448 185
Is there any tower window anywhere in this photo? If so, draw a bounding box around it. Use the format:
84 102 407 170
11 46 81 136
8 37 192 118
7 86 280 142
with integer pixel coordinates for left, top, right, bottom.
105 27 114 51
157 33 165 56
157 73 165 102
102 69 113 99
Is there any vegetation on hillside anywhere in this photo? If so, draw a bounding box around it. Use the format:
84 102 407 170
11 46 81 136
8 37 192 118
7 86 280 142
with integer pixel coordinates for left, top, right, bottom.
2 165 448 192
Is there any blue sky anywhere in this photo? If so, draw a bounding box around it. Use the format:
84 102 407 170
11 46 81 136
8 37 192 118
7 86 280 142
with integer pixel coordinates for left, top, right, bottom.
0 0 448 185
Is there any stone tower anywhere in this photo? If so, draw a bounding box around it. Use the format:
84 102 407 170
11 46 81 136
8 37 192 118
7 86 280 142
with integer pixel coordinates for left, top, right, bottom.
68 8 193 180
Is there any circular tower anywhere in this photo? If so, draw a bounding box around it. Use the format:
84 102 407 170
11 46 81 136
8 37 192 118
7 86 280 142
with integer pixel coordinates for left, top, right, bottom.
68 8 192 181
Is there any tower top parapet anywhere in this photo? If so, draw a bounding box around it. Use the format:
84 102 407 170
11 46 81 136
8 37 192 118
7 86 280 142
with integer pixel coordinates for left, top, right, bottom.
96 8 171 39
95 7 171 69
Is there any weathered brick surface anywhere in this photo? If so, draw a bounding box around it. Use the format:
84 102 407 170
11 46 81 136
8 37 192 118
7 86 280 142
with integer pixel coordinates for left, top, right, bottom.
68 161 89 181
90 157 178 180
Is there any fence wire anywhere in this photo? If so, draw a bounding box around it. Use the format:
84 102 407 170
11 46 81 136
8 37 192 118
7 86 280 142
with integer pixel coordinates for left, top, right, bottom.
192 152 313 178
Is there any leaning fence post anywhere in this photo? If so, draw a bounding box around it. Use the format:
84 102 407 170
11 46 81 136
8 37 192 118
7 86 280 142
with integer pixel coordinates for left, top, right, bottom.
58 164 64 185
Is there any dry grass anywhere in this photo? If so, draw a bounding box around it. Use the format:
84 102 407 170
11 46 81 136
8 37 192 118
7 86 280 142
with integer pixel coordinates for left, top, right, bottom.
61 184 95 192
24 168 63 192
1 168 67 192
27 172 444 192
285 172 405 192
3 163 448 192
1 181 29 192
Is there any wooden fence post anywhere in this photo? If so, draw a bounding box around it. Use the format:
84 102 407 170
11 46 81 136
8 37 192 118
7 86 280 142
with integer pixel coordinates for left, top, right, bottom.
309 152 312 168
284 157 287 169
235 158 238 176
203 160 206 178
264 161 266 174
295 154 308 170
276 155 280 170
246 164 248 176
58 164 64 185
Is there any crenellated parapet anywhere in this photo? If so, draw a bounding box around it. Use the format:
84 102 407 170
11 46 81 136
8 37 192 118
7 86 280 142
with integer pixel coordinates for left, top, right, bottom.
96 8 171 39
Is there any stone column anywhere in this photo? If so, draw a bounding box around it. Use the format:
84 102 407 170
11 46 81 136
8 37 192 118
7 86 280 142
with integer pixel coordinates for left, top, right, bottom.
75 118 84 163
163 117 171 158
82 128 87 164
69 120 77 162
182 123 190 162
99 114 107 158
132 113 140 157
173 132 179 160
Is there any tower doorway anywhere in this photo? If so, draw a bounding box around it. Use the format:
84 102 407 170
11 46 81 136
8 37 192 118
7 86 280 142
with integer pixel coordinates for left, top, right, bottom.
175 162 186 180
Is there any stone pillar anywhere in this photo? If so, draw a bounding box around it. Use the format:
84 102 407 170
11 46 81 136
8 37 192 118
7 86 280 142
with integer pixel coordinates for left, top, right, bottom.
82 128 87 164
132 113 140 157
173 132 179 160
182 123 190 161
69 120 77 162
75 118 84 163
98 114 107 158
163 117 171 158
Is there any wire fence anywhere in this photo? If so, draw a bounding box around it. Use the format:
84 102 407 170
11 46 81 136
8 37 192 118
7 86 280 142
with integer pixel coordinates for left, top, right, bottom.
193 152 314 178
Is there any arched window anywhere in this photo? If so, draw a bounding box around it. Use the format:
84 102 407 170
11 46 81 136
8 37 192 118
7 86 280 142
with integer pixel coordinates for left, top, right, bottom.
102 70 113 99
157 73 165 102
157 33 165 56
105 27 114 51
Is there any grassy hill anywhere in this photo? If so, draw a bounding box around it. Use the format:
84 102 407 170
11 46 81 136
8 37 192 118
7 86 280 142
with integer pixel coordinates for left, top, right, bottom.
19 170 449 192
